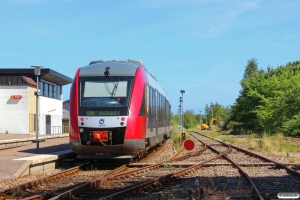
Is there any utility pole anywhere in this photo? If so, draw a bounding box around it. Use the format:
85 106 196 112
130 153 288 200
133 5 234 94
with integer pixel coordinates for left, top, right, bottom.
180 90 185 139
31 66 44 149
211 103 214 131
199 111 202 125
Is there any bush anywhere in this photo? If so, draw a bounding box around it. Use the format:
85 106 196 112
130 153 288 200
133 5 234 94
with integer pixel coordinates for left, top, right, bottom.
282 114 300 136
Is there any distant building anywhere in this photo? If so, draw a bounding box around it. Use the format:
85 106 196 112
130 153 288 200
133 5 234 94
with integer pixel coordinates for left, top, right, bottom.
0 68 72 134
62 100 70 133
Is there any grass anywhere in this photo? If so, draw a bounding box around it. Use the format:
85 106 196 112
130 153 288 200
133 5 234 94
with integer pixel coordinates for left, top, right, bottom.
170 126 195 151
170 127 183 151
163 163 182 170
188 127 300 163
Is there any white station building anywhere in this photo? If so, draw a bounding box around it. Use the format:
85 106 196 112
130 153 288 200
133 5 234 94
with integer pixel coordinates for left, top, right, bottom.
0 68 73 134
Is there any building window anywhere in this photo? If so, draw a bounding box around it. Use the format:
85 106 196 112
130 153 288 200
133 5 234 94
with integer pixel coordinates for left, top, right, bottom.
44 82 48 96
49 85 52 98
57 86 61 100
39 80 61 100
39 82 43 96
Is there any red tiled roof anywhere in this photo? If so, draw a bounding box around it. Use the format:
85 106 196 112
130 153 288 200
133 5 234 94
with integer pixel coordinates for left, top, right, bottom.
22 76 37 86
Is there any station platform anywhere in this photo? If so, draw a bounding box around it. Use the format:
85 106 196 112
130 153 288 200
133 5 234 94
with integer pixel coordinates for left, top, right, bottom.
0 133 75 182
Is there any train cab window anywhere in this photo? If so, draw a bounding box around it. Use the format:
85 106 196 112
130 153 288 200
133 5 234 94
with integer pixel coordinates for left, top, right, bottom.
78 76 134 116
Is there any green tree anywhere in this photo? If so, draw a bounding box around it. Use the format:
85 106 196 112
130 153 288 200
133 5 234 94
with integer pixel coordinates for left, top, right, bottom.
183 110 197 129
243 58 259 79
230 60 300 136
171 113 180 126
202 103 230 128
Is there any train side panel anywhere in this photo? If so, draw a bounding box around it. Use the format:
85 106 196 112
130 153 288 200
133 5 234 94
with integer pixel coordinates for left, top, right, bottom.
69 68 82 154
122 67 148 154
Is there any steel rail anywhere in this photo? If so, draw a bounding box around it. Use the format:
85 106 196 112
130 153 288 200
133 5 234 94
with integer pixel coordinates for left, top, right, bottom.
208 143 264 200
19 164 128 200
46 136 229 199
97 142 230 200
190 131 300 200
192 131 300 177
171 140 207 162
189 131 264 199
0 163 87 197
3 138 171 199
99 152 225 200
48 165 164 199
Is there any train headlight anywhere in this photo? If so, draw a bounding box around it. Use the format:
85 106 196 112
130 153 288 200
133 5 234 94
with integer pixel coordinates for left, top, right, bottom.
80 128 84 133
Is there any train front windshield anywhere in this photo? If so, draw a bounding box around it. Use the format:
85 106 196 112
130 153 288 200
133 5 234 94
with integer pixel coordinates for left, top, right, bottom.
79 76 134 116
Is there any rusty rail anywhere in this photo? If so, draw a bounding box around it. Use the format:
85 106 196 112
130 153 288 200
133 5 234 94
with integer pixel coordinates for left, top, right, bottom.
171 141 207 162
99 152 225 199
190 131 300 200
0 163 87 196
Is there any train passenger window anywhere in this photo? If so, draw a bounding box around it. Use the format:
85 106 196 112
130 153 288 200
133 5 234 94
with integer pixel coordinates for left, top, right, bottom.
139 84 146 116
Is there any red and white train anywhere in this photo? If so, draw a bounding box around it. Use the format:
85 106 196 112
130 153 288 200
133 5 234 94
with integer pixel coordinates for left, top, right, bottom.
69 59 171 159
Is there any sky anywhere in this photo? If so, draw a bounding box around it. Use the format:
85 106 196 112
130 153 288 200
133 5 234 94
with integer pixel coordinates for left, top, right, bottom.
1 0 300 114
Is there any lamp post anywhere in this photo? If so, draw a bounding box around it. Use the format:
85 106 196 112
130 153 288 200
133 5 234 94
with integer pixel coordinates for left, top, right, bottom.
177 110 180 126
179 98 182 131
180 90 185 136
211 103 214 131
205 108 208 131
178 105 181 129
199 111 202 126
31 66 43 149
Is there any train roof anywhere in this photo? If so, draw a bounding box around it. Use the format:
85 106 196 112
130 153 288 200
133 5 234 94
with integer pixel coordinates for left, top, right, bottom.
80 60 142 77
80 59 168 99
89 59 144 67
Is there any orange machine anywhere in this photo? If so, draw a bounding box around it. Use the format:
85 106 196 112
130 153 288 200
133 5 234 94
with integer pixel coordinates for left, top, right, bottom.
201 117 221 130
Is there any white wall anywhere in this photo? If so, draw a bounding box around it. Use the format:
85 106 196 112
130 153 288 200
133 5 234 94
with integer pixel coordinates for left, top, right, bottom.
39 96 62 134
0 86 29 134
0 87 64 135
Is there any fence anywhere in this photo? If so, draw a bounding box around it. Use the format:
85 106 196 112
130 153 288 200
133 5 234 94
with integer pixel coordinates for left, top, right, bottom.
46 126 69 134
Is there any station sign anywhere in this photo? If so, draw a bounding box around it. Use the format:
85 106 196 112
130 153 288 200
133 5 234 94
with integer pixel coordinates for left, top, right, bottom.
10 95 22 99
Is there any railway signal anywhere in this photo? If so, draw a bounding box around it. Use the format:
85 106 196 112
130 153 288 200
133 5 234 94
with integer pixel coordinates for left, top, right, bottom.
183 139 195 151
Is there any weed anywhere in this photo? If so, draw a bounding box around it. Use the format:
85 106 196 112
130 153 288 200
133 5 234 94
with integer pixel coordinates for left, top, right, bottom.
163 164 175 170
257 139 263 148
221 136 237 144
288 157 295 163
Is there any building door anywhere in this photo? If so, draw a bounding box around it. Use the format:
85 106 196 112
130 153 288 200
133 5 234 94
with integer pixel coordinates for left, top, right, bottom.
46 115 51 134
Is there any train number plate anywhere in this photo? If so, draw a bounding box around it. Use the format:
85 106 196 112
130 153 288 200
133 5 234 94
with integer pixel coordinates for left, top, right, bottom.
92 131 108 142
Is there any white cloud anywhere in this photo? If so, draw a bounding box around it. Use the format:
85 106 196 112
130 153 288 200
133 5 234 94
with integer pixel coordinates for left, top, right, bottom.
0 52 15 56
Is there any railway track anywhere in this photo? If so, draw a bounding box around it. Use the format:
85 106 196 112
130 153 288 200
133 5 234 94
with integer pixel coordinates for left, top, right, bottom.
0 162 129 200
0 139 173 199
1 133 299 199
114 132 299 199
190 131 300 199
39 138 227 199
